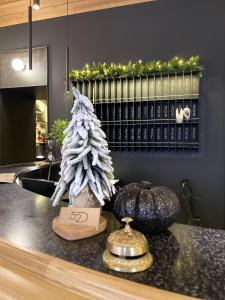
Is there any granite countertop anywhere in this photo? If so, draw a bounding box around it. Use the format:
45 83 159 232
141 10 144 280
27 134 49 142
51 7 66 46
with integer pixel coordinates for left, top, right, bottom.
0 163 225 300
0 162 43 176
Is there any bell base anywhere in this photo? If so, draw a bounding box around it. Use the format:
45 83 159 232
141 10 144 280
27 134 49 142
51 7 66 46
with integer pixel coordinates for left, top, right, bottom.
52 216 107 241
103 250 153 273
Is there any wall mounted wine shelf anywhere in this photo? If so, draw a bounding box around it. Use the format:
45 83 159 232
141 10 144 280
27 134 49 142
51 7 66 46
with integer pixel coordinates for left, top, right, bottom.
71 71 201 152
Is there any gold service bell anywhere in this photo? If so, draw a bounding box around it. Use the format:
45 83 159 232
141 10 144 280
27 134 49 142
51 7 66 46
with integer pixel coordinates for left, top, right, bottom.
103 217 153 273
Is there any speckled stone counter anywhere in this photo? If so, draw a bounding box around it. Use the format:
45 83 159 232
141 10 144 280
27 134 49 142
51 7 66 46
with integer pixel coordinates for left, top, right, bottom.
0 162 42 177
0 163 225 300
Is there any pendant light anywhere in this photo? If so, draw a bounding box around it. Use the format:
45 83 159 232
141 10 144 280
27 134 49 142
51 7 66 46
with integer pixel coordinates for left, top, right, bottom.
65 0 70 94
33 0 40 10
28 1 32 70
64 0 73 119
28 0 41 70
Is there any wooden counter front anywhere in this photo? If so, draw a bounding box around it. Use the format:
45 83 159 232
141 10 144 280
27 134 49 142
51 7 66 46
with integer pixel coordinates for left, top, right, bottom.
0 237 198 300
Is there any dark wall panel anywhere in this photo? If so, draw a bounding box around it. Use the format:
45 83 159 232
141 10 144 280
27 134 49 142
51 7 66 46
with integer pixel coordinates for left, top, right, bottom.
0 89 36 165
0 0 224 228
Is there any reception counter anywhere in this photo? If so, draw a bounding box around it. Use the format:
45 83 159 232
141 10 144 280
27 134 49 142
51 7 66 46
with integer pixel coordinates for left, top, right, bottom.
0 163 225 299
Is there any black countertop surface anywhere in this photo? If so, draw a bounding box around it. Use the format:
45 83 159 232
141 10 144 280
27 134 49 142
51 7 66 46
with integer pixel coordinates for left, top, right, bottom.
0 163 225 300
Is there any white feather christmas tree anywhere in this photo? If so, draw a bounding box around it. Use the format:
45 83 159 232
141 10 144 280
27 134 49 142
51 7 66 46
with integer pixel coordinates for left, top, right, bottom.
51 88 116 207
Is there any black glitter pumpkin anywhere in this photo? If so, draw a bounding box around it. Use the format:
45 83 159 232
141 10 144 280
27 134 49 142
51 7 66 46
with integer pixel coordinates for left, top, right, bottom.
112 181 180 233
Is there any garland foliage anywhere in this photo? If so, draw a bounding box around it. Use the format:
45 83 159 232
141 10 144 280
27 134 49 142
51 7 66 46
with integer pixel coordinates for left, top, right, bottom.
69 56 203 81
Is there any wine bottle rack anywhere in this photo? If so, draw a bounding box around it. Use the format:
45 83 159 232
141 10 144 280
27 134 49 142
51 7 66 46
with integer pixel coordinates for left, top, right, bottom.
71 71 201 152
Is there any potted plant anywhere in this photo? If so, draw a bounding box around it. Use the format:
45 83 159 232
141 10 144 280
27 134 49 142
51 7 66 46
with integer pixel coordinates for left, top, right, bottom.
48 119 69 159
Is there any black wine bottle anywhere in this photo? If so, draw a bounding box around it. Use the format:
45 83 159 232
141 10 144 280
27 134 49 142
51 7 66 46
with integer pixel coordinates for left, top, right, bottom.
191 125 198 143
155 125 162 144
104 126 110 142
169 125 176 142
128 102 135 120
95 104 102 120
142 125 148 142
149 125 154 142
128 126 135 142
184 125 190 143
135 102 141 120
148 102 154 120
162 125 169 142
115 103 121 121
192 100 198 118
176 125 183 144
115 125 121 142
141 101 148 120
121 102 128 121
155 102 162 119
141 125 148 150
169 101 176 119
109 103 115 121
122 126 128 143
162 102 169 119
109 126 115 143
135 126 142 143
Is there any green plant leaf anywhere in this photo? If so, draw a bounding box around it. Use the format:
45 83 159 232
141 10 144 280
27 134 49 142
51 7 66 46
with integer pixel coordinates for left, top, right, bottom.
48 119 69 146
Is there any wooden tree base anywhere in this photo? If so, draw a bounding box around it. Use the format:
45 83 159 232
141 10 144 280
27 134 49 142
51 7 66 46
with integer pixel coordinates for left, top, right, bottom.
52 216 107 241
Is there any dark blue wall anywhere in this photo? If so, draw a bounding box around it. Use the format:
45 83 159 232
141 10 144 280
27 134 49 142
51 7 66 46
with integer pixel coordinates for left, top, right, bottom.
0 0 225 228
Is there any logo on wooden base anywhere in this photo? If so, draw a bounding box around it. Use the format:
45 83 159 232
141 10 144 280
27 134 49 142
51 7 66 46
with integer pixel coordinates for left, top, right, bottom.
52 207 107 241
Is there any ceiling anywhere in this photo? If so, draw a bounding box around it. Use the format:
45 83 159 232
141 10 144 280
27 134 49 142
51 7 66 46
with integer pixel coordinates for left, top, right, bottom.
0 0 155 28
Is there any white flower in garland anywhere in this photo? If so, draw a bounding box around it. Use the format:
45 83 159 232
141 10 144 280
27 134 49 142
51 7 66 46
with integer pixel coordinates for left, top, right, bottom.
51 88 116 207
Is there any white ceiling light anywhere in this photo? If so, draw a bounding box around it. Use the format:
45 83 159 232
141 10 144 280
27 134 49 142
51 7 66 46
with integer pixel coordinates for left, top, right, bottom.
33 0 40 10
11 58 25 72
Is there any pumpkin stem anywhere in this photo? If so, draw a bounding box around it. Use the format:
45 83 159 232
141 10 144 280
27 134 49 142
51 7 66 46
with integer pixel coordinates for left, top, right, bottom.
141 181 151 189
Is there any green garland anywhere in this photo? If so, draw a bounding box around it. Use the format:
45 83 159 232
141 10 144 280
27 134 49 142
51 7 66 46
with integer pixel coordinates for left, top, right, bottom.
69 56 203 81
